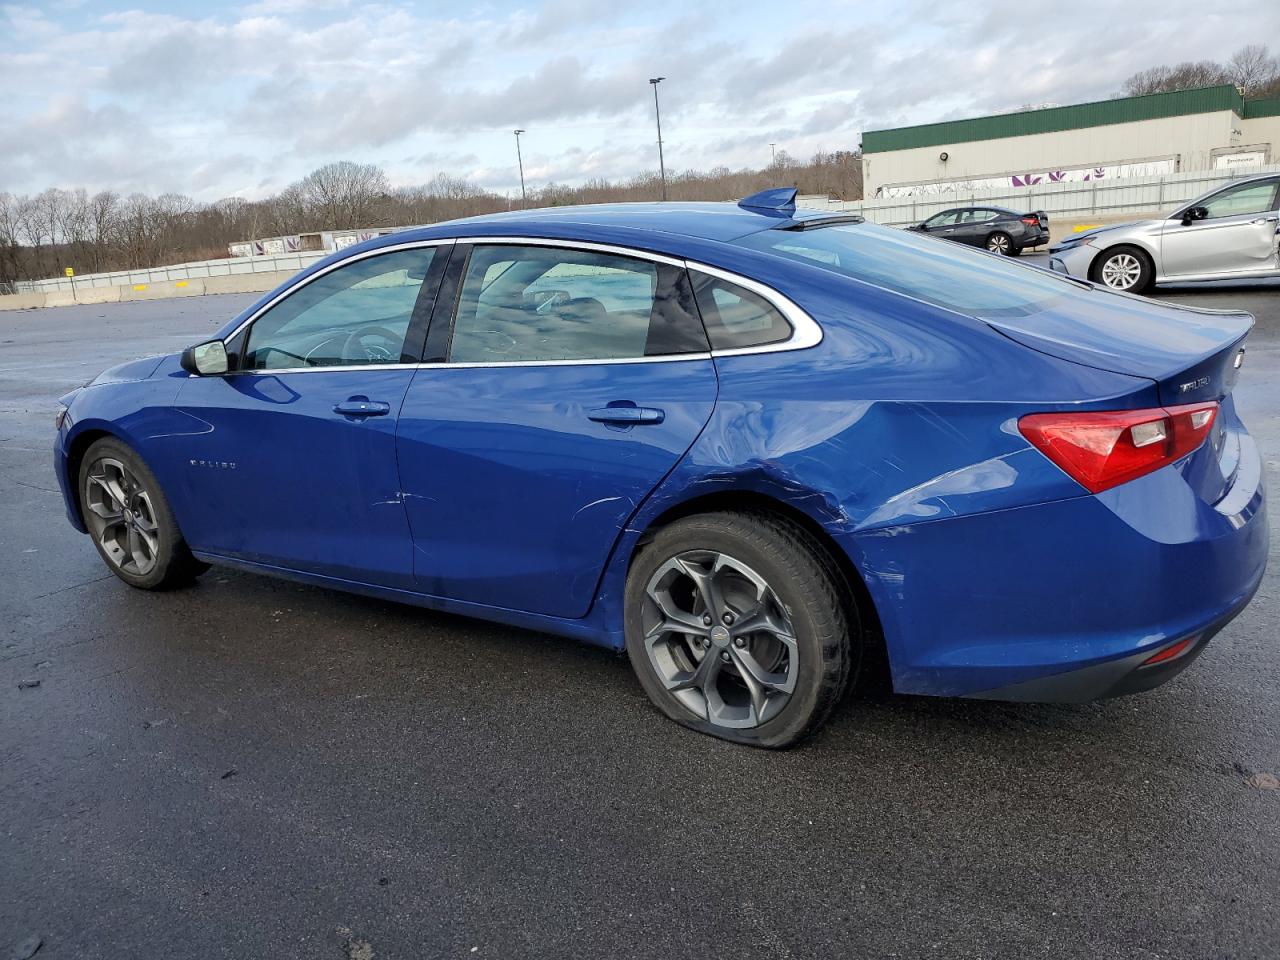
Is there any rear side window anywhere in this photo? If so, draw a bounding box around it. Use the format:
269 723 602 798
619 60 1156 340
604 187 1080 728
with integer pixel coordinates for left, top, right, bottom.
690 273 792 350
448 245 706 363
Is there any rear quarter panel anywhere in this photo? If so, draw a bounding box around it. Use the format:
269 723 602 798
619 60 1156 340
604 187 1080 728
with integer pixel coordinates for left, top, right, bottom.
602 259 1168 669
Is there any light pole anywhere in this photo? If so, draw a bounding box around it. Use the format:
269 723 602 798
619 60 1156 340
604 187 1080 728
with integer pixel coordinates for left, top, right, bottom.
770 143 777 164
513 129 527 207
648 77 667 201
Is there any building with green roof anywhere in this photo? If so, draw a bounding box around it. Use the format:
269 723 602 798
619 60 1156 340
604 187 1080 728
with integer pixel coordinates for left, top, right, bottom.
861 85 1280 198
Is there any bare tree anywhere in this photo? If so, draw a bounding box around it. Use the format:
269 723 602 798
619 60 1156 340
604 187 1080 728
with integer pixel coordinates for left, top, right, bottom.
1120 44 1280 97
0 193 24 289
296 161 390 229
1227 44 1280 96
267 183 308 236
88 191 119 271
1121 60 1227 96
56 188 92 271
32 188 71 272
15 195 49 277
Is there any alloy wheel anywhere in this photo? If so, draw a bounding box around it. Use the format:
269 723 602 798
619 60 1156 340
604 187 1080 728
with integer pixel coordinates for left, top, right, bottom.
641 550 798 729
84 457 161 576
986 234 1010 254
1100 253 1142 290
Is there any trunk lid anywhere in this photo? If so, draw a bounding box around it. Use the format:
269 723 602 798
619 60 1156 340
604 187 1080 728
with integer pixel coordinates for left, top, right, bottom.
982 290 1251 406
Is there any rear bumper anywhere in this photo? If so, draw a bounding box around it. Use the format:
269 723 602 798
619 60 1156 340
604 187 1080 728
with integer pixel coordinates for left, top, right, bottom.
966 588 1255 702
847 415 1268 701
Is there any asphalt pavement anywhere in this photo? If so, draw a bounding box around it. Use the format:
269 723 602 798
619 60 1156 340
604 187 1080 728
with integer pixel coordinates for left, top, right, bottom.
2 270 1278 959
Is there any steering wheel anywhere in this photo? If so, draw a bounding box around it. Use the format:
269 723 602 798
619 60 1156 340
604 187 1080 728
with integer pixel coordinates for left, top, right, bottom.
341 325 402 364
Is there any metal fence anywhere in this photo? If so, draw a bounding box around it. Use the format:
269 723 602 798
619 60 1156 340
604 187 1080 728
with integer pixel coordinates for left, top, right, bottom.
799 164 1280 227
14 250 329 294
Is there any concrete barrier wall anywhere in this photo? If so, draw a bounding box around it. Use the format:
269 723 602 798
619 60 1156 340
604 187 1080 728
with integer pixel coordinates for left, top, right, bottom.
125 279 204 300
202 271 295 295
0 270 296 312
43 285 122 307
0 293 55 311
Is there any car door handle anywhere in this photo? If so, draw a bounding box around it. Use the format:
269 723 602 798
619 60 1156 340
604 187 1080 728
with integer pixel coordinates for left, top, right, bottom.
588 406 665 425
333 398 391 418
1251 216 1279 224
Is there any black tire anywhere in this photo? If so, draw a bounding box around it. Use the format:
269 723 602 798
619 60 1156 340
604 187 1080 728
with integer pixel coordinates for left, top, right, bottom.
1089 244 1155 294
1007 245 1023 257
985 231 1016 256
625 510 858 749
78 437 208 590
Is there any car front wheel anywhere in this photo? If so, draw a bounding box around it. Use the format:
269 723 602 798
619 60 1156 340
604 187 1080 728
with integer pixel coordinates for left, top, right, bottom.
78 437 208 590
625 511 857 748
1091 245 1154 293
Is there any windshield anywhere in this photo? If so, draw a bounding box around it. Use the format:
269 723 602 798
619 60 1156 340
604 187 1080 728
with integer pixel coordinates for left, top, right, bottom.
734 221 1078 318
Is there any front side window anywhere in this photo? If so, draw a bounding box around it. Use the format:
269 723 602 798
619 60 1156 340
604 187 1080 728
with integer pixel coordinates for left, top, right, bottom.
925 211 959 227
1194 179 1279 220
243 247 437 370
448 245 706 363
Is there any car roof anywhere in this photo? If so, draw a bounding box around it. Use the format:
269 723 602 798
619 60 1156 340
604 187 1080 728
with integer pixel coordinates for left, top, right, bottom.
378 201 852 250
932 205 1020 216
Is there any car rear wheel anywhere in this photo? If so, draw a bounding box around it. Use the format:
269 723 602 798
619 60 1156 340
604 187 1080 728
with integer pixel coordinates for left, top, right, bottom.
625 511 857 748
986 232 1017 256
78 437 208 590
1091 245 1154 294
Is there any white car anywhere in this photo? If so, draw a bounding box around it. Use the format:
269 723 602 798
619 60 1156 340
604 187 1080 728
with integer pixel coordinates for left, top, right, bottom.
1049 173 1280 293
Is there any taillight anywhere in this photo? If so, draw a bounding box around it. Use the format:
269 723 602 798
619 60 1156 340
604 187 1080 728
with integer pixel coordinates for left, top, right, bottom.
1018 401 1219 493
1021 215 1040 226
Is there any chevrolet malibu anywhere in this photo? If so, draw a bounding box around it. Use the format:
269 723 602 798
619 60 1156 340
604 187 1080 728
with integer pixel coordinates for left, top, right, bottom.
54 189 1267 748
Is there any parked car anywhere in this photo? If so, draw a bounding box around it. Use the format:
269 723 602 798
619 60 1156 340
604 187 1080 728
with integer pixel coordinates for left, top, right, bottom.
908 205 1049 255
1049 173 1280 292
54 188 1266 748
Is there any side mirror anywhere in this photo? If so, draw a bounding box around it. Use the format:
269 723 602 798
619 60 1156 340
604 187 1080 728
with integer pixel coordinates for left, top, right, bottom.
917 222 929 231
180 340 229 376
1182 205 1208 225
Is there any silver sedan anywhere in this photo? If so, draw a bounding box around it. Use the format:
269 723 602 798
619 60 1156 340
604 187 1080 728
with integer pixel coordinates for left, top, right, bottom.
1049 173 1280 293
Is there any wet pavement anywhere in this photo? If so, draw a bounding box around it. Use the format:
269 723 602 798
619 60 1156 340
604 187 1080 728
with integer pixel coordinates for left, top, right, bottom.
2 277 1279 959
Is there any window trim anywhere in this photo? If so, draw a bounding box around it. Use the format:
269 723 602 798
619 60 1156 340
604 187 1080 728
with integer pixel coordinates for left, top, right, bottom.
210 235 822 375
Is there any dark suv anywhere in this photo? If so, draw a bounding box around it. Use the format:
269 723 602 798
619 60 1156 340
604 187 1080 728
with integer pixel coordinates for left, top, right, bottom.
909 206 1049 256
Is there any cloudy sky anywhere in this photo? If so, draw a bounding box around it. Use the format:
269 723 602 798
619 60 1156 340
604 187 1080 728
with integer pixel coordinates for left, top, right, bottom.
2 0 1276 201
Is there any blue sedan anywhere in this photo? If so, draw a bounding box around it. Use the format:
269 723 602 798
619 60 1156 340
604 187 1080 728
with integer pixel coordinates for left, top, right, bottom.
53 188 1268 747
